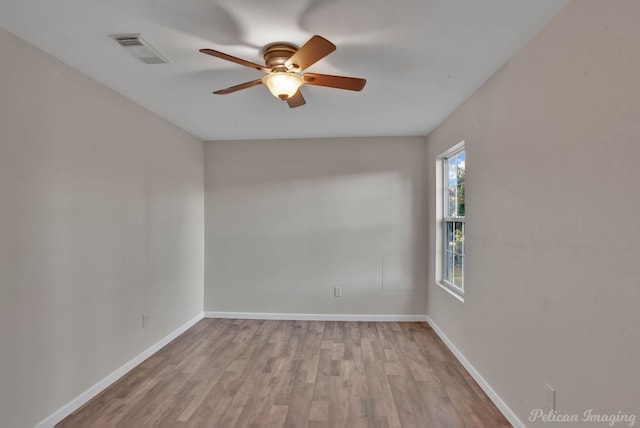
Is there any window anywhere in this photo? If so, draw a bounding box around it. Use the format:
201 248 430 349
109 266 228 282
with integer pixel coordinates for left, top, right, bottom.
438 144 465 297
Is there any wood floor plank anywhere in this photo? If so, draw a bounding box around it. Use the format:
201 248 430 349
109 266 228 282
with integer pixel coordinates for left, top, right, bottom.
308 400 328 421
57 319 511 428
264 404 288 428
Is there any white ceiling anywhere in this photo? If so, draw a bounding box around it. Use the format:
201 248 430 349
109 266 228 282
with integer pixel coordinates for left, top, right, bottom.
0 0 568 141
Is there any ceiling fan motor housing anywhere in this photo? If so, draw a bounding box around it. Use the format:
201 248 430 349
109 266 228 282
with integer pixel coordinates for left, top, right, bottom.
263 43 298 70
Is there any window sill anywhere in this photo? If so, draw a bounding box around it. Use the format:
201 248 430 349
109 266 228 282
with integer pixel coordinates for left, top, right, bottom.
436 281 465 302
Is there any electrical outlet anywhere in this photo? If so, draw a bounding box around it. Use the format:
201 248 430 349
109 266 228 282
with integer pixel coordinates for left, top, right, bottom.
544 383 555 411
334 287 342 297
142 314 148 328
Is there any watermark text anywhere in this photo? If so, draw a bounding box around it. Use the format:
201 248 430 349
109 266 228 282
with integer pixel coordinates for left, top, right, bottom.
529 409 636 427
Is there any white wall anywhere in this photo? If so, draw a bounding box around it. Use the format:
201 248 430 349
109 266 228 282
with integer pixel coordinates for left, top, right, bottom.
0 30 204 428
426 0 640 425
204 137 428 316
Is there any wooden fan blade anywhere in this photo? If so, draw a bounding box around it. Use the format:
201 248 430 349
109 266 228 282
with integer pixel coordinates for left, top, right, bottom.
286 90 306 108
285 35 336 72
302 73 366 91
200 49 269 73
213 79 263 95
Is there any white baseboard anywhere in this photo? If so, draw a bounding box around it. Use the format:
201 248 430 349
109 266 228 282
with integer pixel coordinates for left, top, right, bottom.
204 311 428 322
35 312 204 428
426 316 525 428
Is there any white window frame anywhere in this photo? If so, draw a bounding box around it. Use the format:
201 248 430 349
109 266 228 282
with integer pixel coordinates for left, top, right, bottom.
436 141 465 301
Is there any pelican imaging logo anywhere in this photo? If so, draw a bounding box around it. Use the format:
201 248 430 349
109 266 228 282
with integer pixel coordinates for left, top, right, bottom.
529 409 636 426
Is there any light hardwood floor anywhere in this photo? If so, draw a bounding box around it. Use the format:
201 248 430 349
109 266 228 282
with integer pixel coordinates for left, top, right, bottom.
57 319 510 427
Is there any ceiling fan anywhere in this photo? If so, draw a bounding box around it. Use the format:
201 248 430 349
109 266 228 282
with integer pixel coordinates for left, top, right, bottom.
200 35 366 108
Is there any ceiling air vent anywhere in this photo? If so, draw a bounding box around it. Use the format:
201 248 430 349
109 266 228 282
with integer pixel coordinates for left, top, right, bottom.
110 34 169 64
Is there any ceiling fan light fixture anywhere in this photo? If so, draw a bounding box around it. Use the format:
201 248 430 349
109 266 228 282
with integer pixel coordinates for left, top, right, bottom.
262 72 303 100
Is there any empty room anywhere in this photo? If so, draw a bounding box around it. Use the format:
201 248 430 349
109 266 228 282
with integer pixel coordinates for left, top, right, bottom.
1 0 638 427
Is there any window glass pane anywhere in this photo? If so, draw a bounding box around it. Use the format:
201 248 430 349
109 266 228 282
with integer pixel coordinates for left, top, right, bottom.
448 157 457 187
457 151 465 173
447 186 457 217
461 252 464 289
454 221 464 255
456 151 465 217
456 183 465 217
446 222 455 250
445 150 465 219
453 254 463 288
445 249 453 283
443 220 464 289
